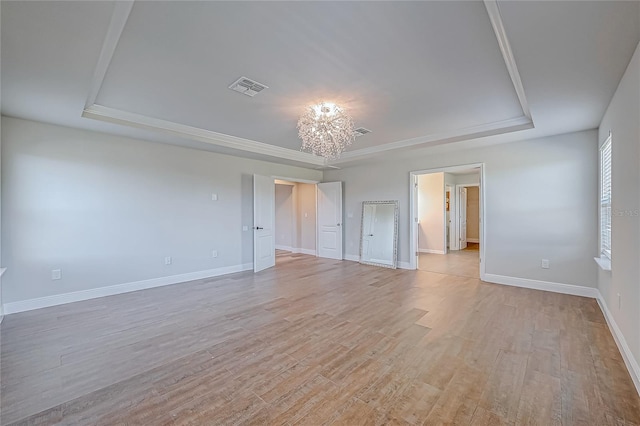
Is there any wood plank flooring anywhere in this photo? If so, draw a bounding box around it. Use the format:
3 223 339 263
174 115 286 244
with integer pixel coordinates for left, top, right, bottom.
1 253 639 425
418 244 480 279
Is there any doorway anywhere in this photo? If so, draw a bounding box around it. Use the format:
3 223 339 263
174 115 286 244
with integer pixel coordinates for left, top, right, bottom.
253 175 343 272
410 164 484 279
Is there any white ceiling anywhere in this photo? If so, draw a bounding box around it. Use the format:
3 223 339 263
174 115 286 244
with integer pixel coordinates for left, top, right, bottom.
2 1 639 168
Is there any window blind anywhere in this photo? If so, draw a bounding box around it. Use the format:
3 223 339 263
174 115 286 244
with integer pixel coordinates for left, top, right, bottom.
600 134 612 259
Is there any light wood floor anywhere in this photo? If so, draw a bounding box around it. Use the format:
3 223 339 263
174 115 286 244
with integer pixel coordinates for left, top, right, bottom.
418 243 480 279
2 253 639 425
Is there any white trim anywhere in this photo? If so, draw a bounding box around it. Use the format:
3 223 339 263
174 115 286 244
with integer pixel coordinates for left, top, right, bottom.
3 263 253 315
281 247 317 256
596 291 640 396
483 0 532 121
398 261 412 270
297 248 317 256
419 248 446 255
83 105 326 166
482 274 599 298
594 257 611 271
84 1 134 108
331 116 532 164
344 254 360 262
467 238 480 243
272 176 320 185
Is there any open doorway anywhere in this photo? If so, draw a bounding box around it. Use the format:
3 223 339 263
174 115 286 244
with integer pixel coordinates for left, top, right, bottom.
411 165 484 279
274 179 317 265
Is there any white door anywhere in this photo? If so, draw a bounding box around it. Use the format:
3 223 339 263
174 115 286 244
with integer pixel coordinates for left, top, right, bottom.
459 187 468 250
317 182 343 260
253 175 275 272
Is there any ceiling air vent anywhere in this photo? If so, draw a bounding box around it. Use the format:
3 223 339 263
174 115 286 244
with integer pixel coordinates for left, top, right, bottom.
354 127 372 137
228 76 268 97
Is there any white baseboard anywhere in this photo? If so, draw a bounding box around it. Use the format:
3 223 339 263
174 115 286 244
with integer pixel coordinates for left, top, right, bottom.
595 291 640 396
482 273 599 298
3 263 254 315
467 238 480 243
419 248 446 255
398 261 412 270
344 254 360 262
296 248 317 256
276 246 317 256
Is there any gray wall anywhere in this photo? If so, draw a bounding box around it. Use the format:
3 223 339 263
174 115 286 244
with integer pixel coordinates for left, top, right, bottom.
325 129 598 286
1 117 322 303
598 42 640 367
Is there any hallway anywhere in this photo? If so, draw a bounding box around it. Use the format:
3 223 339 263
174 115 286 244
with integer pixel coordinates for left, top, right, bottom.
418 243 480 278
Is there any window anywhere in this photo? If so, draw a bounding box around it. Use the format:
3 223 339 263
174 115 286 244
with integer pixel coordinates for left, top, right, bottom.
600 133 612 260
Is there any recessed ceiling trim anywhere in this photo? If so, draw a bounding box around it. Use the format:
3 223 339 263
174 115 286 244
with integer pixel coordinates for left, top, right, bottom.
84 1 134 108
82 104 327 166
330 115 534 165
484 0 533 121
81 1 534 167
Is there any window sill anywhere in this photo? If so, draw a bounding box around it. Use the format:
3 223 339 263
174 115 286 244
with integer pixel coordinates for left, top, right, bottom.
594 257 611 271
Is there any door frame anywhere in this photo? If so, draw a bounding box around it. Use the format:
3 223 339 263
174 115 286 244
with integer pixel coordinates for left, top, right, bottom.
256 176 320 272
445 185 454 252
455 183 479 250
409 163 486 280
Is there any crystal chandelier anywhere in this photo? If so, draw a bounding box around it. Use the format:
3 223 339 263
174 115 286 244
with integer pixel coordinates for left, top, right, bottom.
297 102 355 160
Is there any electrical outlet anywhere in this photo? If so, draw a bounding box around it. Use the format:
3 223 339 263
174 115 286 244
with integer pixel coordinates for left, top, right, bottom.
211 193 218 201
541 259 550 269
212 250 218 258
51 269 62 280
164 256 172 265
242 226 248 231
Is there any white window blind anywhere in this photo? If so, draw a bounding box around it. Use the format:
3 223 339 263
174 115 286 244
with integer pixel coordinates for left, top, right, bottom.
600 134 612 260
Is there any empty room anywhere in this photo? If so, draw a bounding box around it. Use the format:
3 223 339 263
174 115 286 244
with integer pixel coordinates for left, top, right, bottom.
1 1 640 425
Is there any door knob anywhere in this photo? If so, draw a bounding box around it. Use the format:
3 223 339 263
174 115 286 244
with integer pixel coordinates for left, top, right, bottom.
368 234 374 236
337 223 341 226
253 226 263 230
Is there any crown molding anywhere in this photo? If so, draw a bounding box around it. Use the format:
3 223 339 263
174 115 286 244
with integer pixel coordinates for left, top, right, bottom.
484 0 532 121
85 1 134 108
331 115 533 164
82 105 326 165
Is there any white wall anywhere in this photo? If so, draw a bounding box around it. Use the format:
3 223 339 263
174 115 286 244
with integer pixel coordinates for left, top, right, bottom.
598 42 640 369
325 130 598 287
455 173 480 185
1 117 322 304
418 173 445 253
275 184 294 250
